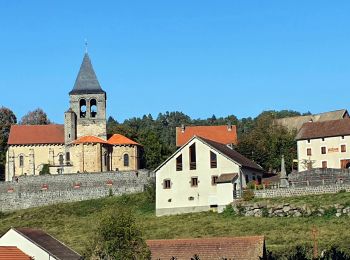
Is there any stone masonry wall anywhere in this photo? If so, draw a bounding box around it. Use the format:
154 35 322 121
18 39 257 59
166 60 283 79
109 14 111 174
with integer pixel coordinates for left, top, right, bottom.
0 170 154 212
253 184 350 199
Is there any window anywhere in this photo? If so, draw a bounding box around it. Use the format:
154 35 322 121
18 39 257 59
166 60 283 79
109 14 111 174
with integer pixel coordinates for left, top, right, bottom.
212 175 218 185
19 155 24 167
189 143 196 170
163 179 171 189
66 152 70 162
342 136 345 139
176 154 182 171
210 151 217 168
59 154 64 166
257 176 262 185
123 154 129 167
321 147 326 154
307 139 310 143
322 138 325 141
307 148 312 156
90 99 97 118
322 161 327 168
79 99 87 118
341 145 346 153
191 177 198 187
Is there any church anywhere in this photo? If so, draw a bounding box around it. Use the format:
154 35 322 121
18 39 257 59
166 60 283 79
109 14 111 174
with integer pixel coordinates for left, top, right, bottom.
5 53 141 181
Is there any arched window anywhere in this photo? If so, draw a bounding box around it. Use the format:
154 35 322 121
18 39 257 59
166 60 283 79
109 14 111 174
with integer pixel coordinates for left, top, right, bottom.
59 154 64 166
123 154 129 167
79 99 87 118
19 155 24 167
90 99 97 118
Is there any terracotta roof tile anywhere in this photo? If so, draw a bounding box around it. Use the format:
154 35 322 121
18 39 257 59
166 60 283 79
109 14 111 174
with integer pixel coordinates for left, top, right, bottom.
8 125 64 145
14 228 81 260
107 134 139 145
296 118 350 140
73 135 108 144
176 125 237 147
0 247 32 260
147 236 265 260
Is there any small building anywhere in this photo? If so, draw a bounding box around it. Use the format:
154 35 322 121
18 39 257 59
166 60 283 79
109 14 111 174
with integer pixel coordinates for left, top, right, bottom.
0 246 32 260
146 236 266 260
274 109 349 132
5 53 141 181
0 227 81 260
296 118 350 171
176 125 237 147
155 136 264 216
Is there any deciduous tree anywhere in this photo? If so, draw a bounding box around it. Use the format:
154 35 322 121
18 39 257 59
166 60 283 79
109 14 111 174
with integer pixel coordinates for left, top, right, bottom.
20 108 51 125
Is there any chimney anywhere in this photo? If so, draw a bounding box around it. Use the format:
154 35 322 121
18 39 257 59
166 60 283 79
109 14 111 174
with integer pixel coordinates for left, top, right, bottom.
227 122 232 131
181 124 185 133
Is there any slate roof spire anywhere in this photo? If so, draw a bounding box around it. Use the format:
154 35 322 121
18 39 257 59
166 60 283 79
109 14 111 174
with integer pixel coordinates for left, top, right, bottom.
69 53 105 95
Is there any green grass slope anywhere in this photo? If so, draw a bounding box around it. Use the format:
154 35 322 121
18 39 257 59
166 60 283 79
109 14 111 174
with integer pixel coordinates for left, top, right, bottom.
0 192 349 255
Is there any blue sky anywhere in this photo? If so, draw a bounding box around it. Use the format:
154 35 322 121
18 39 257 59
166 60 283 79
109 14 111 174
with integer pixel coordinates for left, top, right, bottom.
1 1 350 123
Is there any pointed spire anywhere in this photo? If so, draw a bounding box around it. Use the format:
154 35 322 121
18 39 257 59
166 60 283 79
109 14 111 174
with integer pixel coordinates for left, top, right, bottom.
69 53 105 95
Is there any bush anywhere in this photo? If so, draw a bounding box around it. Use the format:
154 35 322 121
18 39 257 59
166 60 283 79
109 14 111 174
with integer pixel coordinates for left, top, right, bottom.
262 207 269 217
144 180 156 203
242 190 255 201
108 188 113 197
246 181 256 190
221 205 236 217
39 164 50 175
323 207 337 218
338 189 346 194
320 246 350 260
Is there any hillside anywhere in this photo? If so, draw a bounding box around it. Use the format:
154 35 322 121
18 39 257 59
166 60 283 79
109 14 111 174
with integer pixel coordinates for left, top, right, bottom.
0 192 349 256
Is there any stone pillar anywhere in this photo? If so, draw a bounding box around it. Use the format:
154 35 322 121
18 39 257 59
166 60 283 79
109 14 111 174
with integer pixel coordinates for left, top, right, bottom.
280 155 289 188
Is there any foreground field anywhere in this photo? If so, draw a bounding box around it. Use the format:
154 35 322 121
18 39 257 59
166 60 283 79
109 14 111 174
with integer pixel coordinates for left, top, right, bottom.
0 192 349 255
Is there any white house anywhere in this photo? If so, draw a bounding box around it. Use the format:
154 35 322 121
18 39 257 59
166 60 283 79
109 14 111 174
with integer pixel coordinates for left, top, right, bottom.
0 227 81 260
296 118 350 171
155 136 264 216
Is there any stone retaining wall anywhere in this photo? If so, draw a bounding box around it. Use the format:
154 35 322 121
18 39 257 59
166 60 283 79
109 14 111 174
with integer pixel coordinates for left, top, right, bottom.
231 201 350 218
0 170 154 212
253 184 350 198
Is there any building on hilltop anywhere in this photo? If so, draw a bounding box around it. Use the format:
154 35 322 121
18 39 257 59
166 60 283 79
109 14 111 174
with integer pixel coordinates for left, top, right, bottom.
5 53 140 181
155 135 264 216
176 124 237 147
274 109 349 132
296 118 350 171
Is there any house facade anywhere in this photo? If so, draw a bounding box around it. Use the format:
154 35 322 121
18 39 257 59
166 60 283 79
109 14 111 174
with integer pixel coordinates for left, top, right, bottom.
5 53 140 181
0 228 81 260
155 136 264 216
296 118 350 171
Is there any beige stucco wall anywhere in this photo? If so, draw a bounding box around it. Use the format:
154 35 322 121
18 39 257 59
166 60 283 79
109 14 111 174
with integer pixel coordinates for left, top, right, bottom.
110 145 139 171
0 228 57 260
155 138 262 216
5 144 65 181
297 135 350 171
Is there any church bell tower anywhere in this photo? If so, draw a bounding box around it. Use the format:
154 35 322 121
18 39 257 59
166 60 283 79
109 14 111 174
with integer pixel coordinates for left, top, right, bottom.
64 53 107 142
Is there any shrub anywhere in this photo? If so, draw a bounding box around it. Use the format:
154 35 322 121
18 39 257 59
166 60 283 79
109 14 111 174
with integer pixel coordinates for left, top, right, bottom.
338 189 346 194
39 164 50 175
242 190 255 201
108 188 113 197
323 207 337 218
236 204 246 215
246 181 256 190
221 205 236 217
262 207 269 217
144 180 156 203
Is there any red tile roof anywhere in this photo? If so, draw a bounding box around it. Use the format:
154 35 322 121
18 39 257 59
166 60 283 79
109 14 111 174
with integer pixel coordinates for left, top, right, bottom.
107 134 139 145
176 125 237 147
296 118 350 140
7 125 64 145
147 236 265 260
73 135 108 144
0 246 32 260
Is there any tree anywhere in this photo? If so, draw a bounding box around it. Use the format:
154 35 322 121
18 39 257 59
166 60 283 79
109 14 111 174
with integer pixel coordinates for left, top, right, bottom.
0 107 17 180
85 208 151 260
20 108 51 125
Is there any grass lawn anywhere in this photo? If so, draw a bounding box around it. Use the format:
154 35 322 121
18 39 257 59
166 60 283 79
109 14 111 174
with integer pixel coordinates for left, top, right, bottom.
0 192 349 255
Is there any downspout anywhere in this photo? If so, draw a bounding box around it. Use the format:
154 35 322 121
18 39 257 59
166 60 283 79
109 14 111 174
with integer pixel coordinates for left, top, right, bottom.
239 166 243 198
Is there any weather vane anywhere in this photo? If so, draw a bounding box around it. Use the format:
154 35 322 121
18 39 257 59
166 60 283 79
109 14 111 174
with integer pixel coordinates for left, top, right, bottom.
85 39 88 53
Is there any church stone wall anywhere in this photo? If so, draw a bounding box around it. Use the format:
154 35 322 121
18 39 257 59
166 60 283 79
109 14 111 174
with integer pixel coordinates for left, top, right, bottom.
111 145 140 171
0 170 154 212
5 144 65 181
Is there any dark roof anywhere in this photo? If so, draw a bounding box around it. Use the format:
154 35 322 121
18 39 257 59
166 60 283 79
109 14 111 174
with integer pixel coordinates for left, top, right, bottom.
200 137 264 172
69 53 105 95
216 173 238 183
296 118 350 140
0 247 32 260
14 228 81 260
8 125 64 145
176 125 237 147
147 236 266 260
